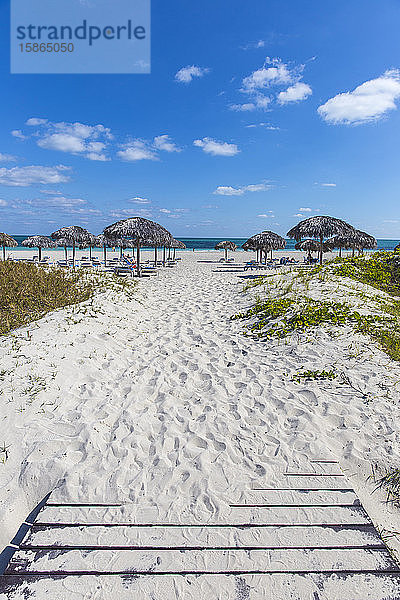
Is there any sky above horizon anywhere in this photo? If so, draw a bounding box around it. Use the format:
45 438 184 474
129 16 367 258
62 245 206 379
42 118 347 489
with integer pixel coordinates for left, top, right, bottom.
0 0 400 238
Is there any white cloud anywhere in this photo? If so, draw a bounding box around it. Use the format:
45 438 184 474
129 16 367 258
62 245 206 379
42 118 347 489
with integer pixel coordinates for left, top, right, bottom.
38 133 86 153
320 183 336 187
153 135 181 152
193 137 239 157
110 208 152 218
175 65 209 83
299 207 312 212
245 183 271 192
160 208 171 213
26 118 48 126
24 119 113 160
230 95 271 112
118 141 158 161
318 69 400 125
129 197 150 204
230 102 259 112
0 199 8 206
293 213 305 217
33 195 86 207
214 186 244 196
232 57 311 112
242 58 293 92
245 122 280 130
0 153 16 162
118 136 181 161
214 182 271 195
0 165 70 187
41 189 63 195
86 152 109 161
258 213 274 218
11 130 26 140
278 82 312 104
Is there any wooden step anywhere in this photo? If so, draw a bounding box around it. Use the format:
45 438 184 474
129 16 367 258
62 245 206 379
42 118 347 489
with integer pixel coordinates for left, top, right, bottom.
2 572 400 600
6 547 397 574
23 523 384 549
36 505 371 526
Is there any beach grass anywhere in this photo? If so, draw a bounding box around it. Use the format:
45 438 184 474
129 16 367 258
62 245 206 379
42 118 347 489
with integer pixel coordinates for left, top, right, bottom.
374 468 400 507
234 250 400 361
0 262 134 336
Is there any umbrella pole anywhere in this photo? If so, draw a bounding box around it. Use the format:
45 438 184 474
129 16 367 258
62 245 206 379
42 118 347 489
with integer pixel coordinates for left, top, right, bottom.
38 247 42 262
73 242 76 269
339 247 342 258
352 246 355 257
163 246 166 266
64 246 68 261
103 244 107 266
154 246 157 266
174 248 176 260
2 246 5 261
89 246 92 260
319 234 323 265
137 243 140 277
225 248 228 260
120 246 123 259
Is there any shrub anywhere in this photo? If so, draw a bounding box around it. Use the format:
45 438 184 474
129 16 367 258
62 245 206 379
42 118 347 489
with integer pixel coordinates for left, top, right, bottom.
0 262 95 335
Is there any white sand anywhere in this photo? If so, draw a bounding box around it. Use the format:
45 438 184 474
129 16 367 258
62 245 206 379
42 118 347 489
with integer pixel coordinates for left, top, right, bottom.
1 250 400 599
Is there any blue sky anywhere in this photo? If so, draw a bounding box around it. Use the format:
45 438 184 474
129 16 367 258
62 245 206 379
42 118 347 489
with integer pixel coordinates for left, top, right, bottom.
0 0 400 238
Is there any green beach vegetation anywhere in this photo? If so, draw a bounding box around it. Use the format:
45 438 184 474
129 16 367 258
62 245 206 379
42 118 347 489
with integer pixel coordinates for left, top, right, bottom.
0 261 134 336
233 250 400 362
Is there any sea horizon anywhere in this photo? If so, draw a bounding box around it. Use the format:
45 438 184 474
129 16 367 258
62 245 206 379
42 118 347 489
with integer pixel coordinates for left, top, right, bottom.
11 235 400 252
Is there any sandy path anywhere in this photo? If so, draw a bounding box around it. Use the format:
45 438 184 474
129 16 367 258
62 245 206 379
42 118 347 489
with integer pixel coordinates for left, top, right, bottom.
1 252 400 598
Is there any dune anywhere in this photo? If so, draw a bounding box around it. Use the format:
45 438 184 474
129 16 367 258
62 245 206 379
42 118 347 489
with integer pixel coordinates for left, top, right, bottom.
1 250 400 598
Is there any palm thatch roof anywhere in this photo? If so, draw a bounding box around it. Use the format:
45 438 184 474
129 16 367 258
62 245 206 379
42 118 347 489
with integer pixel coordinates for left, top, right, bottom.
294 239 320 252
54 237 69 248
0 233 18 247
51 226 93 245
214 240 237 251
287 216 354 241
104 217 173 246
243 231 286 251
169 239 186 249
95 234 119 248
326 230 377 251
22 235 57 249
395 243 400 251
79 233 97 250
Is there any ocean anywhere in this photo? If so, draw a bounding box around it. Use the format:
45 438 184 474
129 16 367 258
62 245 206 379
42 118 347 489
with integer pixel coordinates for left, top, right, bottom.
11 236 400 251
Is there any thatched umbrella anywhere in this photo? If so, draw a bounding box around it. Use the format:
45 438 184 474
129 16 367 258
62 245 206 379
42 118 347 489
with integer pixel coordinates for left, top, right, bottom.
395 243 400 252
51 226 93 268
79 233 97 260
95 234 120 267
294 238 321 261
22 235 57 262
326 230 377 257
55 237 70 261
242 239 261 262
214 240 237 261
171 239 186 260
166 238 187 261
104 217 173 276
287 216 354 265
243 231 286 263
0 233 18 261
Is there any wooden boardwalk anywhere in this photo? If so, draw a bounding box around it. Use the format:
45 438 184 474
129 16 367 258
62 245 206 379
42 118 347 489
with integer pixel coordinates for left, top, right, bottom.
1 460 400 599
